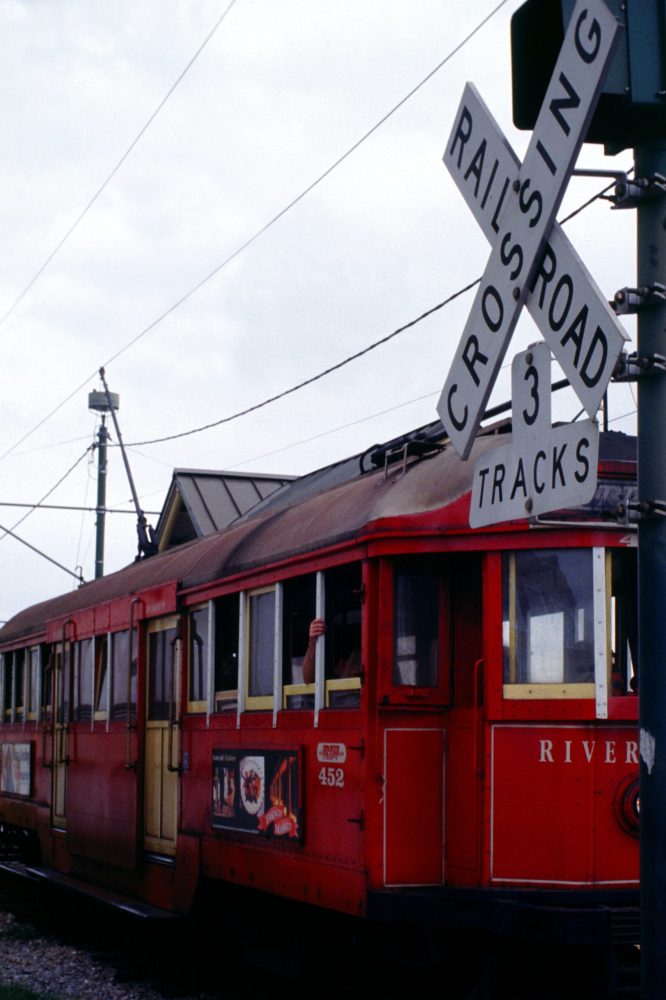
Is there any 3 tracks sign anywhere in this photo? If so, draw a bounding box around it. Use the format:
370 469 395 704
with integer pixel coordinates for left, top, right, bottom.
469 341 599 527
439 0 628 525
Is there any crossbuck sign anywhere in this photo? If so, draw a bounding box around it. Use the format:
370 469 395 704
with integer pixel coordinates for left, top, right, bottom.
438 0 626 463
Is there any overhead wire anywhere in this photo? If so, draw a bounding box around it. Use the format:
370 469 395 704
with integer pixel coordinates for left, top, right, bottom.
0 169 625 499
0 502 160 514
0 522 85 584
0 0 240 333
0 446 93 543
11 434 95 459
122 175 621 449
123 279 480 447
0 0 511 463
0 175 636 582
4 172 620 466
228 389 441 469
100 0 513 373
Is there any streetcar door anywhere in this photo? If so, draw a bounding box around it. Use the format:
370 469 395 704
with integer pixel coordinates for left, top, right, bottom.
51 641 72 829
380 558 451 886
144 617 180 856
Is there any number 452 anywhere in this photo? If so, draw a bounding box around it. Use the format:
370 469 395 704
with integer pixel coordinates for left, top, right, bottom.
318 766 344 788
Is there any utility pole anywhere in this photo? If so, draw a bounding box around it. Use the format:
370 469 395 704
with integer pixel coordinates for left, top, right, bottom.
93 414 108 580
88 385 120 579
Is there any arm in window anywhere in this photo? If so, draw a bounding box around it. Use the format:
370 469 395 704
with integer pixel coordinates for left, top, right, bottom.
302 619 325 684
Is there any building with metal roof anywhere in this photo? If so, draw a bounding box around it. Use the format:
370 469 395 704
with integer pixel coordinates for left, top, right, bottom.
155 469 294 551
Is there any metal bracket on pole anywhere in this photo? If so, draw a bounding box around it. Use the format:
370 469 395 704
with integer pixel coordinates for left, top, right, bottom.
617 500 666 523
612 283 666 314
611 173 666 208
613 349 666 381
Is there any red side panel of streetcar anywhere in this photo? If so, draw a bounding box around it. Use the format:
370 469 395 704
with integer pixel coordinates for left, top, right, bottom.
490 723 639 886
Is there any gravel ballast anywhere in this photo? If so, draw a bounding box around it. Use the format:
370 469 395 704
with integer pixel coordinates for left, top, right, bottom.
0 912 197 1000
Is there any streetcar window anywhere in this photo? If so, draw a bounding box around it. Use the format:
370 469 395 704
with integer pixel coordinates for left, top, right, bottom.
502 549 594 688
324 563 362 708
13 650 25 719
148 625 178 722
246 588 276 710
110 629 137 722
3 653 13 720
94 638 109 719
1 650 27 722
610 548 638 695
282 574 316 710
394 563 439 686
213 593 239 713
55 645 72 724
26 647 40 720
188 605 209 713
42 647 53 720
74 638 94 722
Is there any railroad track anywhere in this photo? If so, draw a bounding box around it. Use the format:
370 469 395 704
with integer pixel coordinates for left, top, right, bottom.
0 864 641 999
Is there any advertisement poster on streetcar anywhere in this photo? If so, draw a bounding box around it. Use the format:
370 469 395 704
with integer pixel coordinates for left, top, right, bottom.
212 748 302 841
0 742 32 797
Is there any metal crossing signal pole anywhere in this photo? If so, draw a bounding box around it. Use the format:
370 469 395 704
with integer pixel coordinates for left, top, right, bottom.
635 136 666 999
509 2 666 995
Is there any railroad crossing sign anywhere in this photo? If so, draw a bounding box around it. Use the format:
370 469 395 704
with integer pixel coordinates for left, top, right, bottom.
469 342 599 527
438 0 624 461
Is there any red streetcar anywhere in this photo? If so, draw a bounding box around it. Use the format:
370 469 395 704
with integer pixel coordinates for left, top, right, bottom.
0 419 639 984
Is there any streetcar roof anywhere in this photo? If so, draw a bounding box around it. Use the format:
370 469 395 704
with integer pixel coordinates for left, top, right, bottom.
0 423 635 645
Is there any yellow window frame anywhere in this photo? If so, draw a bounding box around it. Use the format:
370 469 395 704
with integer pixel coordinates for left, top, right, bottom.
325 675 361 707
502 548 603 702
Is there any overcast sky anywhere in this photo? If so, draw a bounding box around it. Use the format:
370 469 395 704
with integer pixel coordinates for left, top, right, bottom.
0 0 637 623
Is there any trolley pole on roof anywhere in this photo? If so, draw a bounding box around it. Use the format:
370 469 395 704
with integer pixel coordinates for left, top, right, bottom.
88 386 119 580
97 368 158 562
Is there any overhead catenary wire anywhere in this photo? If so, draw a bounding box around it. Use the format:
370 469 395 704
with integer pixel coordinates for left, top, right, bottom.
100 0 512 374
0 502 161 515
0 0 511 464
0 0 240 334
1 173 622 467
0 521 85 584
228 389 443 469
122 176 621 450
0 446 93 543
123 279 481 447
0 168 626 508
